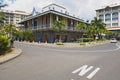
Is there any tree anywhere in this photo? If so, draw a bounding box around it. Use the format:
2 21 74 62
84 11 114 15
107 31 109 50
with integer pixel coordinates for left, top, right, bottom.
76 22 87 42
0 3 7 28
2 23 16 38
0 3 7 9
23 30 33 42
0 12 5 27
91 17 106 39
53 20 65 42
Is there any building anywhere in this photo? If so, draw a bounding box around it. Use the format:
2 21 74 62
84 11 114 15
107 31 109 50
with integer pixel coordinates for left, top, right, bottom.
19 4 85 43
0 9 30 27
96 3 120 32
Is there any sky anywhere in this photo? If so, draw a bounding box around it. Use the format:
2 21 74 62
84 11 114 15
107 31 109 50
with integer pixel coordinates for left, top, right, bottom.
2 0 120 21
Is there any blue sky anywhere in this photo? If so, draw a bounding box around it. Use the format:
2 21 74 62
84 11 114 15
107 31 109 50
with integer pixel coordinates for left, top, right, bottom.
3 0 120 21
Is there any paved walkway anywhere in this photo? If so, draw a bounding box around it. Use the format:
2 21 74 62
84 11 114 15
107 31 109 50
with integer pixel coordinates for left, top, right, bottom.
16 41 110 48
0 48 22 64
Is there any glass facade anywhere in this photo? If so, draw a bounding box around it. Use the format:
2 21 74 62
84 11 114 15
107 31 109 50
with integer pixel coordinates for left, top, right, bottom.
112 23 118 26
97 5 120 28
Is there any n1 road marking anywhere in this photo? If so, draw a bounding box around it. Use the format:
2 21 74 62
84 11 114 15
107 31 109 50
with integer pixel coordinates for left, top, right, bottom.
72 65 100 79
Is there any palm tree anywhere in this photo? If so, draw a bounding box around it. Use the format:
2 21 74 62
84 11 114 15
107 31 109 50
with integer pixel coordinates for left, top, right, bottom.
91 17 106 39
0 3 7 9
53 20 65 42
0 3 7 28
0 12 5 27
2 23 16 38
76 22 87 42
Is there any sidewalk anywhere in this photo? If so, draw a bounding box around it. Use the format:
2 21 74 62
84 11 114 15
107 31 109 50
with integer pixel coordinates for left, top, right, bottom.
17 41 109 48
0 48 22 64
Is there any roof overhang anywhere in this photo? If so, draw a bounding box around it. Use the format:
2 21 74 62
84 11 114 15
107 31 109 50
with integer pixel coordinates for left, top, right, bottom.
19 10 85 24
106 27 120 30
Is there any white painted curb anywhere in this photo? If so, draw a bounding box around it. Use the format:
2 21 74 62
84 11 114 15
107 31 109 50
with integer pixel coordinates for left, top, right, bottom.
0 48 22 64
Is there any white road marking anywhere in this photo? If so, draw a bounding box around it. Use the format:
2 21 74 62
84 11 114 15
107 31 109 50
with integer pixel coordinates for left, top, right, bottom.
87 68 100 79
116 43 120 48
72 65 93 76
72 65 100 79
40 43 120 53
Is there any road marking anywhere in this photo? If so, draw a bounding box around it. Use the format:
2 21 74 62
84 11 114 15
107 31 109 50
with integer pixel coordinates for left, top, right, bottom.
72 65 100 79
72 65 93 76
116 43 120 48
87 68 100 79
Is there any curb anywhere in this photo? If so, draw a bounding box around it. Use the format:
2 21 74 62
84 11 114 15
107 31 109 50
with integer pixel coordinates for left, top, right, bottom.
16 41 110 48
0 48 22 64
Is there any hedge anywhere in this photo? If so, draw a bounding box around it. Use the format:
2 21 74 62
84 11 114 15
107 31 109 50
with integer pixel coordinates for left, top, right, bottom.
80 38 94 42
0 35 9 53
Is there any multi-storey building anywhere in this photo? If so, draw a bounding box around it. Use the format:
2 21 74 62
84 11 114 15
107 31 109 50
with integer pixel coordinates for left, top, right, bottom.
96 3 120 31
19 4 85 43
0 9 30 27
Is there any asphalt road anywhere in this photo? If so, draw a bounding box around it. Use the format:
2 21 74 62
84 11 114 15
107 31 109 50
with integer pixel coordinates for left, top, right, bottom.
0 42 120 80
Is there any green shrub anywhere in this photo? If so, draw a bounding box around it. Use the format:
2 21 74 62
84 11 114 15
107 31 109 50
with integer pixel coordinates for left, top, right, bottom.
23 30 33 42
56 42 63 45
80 42 86 45
80 38 94 42
0 35 9 52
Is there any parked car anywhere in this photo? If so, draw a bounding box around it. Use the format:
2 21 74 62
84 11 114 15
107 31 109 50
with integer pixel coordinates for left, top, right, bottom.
110 38 117 43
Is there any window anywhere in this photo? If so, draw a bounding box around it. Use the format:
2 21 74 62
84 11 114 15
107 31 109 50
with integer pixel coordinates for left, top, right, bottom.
99 14 104 20
105 13 110 18
34 19 37 27
106 24 111 27
112 12 118 18
99 14 103 18
105 14 111 22
112 7 118 11
105 7 111 12
99 9 104 13
105 19 111 22
112 18 118 21
112 23 118 26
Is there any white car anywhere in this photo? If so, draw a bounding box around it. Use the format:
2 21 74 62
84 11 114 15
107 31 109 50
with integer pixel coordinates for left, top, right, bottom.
110 38 117 43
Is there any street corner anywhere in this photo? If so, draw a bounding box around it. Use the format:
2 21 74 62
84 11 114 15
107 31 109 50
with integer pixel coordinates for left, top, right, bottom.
0 48 22 64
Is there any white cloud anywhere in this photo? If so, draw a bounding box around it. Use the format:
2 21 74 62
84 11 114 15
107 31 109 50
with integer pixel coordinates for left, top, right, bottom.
3 0 120 21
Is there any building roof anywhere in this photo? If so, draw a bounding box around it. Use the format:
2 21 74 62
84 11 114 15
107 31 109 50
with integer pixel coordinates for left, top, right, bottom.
19 9 85 23
42 3 66 10
0 9 30 15
96 3 120 11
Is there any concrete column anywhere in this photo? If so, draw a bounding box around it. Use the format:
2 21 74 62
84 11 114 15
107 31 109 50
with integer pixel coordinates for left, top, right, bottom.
103 14 105 23
50 14 53 28
119 12 120 26
40 16 42 28
111 13 112 27
56 15 58 21
32 19 34 29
